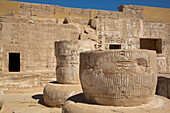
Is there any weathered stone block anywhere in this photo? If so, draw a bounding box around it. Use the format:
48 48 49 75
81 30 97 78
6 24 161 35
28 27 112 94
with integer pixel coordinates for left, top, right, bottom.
43 82 82 107
55 40 96 84
89 18 97 29
62 95 170 113
0 89 4 110
80 49 157 106
63 17 89 25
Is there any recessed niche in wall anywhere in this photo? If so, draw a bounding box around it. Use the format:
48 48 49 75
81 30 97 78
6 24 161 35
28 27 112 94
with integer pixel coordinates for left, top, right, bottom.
9 53 20 72
140 38 162 53
109 44 121 49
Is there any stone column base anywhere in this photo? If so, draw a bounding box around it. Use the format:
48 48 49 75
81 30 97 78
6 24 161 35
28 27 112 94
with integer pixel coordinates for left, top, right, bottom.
62 94 170 113
43 82 82 107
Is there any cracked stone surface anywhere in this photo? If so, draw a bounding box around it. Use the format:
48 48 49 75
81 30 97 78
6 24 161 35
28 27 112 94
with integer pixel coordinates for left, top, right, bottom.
80 49 157 106
55 40 96 84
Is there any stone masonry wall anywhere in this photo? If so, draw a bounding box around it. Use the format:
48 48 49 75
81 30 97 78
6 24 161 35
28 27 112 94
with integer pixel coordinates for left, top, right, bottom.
0 1 170 89
0 16 81 72
95 7 169 72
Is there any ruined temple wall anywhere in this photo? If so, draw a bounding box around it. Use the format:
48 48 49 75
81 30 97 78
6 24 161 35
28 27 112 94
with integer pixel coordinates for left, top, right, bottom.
19 3 96 19
0 16 80 73
19 3 144 20
95 13 169 72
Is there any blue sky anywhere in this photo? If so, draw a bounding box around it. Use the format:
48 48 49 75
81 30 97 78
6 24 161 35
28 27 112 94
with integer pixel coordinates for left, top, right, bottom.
10 0 170 11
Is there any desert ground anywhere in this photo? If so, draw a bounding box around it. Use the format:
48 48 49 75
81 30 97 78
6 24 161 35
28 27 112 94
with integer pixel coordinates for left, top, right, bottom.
0 87 62 113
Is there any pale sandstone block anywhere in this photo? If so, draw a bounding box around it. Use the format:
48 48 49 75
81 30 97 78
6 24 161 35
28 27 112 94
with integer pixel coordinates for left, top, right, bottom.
55 40 96 84
80 49 157 106
63 17 89 25
43 82 82 107
0 89 4 110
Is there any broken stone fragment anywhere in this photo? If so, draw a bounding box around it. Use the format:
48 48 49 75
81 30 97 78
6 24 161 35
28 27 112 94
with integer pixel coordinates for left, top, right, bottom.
80 49 157 106
0 89 4 110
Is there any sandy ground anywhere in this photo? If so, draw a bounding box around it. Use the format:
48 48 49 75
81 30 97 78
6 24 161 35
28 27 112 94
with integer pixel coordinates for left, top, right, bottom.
0 87 62 113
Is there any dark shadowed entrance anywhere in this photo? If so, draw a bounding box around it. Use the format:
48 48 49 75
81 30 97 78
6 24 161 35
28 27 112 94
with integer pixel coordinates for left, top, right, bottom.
9 53 20 72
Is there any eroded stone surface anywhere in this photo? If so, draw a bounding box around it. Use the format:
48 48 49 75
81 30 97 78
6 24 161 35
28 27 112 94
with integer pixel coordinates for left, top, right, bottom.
0 89 4 109
62 94 170 113
55 40 96 84
43 82 82 107
80 49 157 106
63 17 89 25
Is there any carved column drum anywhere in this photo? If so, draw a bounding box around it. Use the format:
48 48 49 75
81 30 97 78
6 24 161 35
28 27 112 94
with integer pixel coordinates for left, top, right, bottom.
55 40 96 84
80 49 157 106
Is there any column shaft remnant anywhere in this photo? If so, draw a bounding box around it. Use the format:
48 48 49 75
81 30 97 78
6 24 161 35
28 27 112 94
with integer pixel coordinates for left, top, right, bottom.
80 49 157 106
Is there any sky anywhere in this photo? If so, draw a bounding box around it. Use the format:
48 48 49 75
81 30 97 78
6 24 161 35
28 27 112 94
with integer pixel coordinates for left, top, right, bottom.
10 0 170 11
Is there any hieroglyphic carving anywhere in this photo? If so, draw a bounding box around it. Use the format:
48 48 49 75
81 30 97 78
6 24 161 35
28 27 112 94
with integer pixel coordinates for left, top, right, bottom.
157 57 166 72
80 50 157 106
55 40 96 84
143 21 167 38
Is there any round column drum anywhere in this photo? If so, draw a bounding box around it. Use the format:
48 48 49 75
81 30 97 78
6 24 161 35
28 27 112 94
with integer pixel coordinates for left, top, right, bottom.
55 40 96 84
80 49 157 106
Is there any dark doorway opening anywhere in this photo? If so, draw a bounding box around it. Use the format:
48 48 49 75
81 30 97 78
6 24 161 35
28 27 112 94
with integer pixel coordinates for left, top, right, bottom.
9 53 20 72
140 39 162 53
109 44 121 49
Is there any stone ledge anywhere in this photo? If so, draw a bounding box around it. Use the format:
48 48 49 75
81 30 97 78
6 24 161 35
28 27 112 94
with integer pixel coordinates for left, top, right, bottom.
63 94 170 113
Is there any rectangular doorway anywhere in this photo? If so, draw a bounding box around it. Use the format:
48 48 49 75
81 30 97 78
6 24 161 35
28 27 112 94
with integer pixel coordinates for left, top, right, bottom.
140 38 162 53
9 53 20 72
109 44 121 49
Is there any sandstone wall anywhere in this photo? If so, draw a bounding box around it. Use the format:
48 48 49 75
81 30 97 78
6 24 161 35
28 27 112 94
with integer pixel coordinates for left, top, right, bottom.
0 16 80 73
95 8 169 72
0 1 170 89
